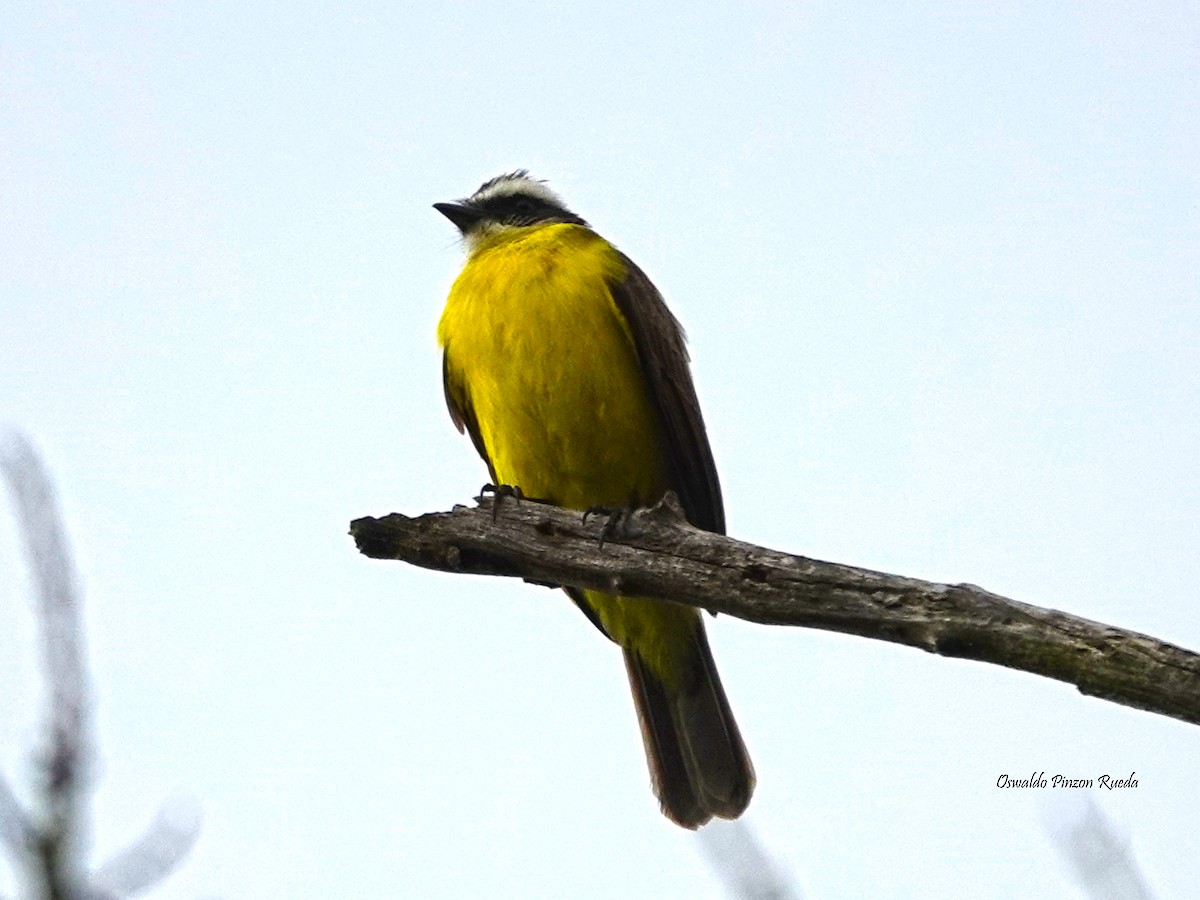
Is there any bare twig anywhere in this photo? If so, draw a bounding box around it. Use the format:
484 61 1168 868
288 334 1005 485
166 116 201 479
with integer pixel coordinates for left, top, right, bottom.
91 800 202 898
2 431 91 897
0 775 34 857
350 495 1200 727
1045 798 1155 900
1 431 200 898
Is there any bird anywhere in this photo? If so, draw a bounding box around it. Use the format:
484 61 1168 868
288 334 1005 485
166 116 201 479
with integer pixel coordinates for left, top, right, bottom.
434 171 753 828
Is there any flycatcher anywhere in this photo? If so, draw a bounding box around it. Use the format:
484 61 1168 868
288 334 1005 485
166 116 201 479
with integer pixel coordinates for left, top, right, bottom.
435 171 754 828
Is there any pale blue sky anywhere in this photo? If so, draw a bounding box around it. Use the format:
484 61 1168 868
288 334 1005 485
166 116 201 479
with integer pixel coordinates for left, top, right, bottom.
2 2 1197 897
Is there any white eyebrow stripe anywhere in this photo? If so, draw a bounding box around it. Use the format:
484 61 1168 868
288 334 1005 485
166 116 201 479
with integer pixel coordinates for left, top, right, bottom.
469 172 566 208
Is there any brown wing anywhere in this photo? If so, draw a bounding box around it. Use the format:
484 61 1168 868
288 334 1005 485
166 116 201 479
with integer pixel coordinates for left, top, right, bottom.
608 253 725 535
442 353 497 484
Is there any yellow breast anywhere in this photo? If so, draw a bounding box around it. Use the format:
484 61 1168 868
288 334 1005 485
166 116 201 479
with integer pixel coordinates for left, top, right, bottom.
437 223 668 510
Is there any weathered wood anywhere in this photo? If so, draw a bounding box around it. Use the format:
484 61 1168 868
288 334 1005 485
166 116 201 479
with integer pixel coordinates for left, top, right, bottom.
351 494 1200 727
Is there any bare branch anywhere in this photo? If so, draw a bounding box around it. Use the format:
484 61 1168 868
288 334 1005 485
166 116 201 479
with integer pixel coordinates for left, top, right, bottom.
91 799 202 897
351 495 1200 727
1046 798 1156 900
1 431 201 898
2 431 93 897
0 775 34 857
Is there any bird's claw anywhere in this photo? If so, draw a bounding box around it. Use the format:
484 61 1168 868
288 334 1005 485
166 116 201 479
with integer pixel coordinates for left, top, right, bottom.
582 504 633 549
478 483 525 521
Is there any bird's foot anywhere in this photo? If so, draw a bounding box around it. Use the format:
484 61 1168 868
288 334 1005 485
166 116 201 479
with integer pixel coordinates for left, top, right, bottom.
582 503 638 549
478 483 525 521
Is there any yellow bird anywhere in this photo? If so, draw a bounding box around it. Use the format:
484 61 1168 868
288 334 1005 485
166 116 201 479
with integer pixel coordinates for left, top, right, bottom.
435 171 753 827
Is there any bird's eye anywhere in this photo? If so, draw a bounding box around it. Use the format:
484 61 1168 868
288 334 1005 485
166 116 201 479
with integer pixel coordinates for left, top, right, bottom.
514 197 535 213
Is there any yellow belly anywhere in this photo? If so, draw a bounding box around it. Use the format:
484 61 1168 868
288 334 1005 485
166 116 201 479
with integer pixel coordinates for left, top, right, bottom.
438 223 699 680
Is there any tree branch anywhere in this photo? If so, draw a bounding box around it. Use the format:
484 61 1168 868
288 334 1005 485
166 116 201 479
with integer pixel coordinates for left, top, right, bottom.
2 430 201 898
351 494 1200 728
2 432 91 898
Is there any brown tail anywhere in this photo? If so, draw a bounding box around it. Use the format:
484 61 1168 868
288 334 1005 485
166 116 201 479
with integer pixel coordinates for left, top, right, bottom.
623 625 755 829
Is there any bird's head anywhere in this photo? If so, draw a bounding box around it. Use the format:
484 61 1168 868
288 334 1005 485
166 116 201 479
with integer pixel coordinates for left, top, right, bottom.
435 171 588 249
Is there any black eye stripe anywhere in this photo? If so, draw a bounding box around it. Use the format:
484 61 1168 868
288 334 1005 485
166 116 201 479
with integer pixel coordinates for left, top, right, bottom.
469 190 588 228
479 194 546 221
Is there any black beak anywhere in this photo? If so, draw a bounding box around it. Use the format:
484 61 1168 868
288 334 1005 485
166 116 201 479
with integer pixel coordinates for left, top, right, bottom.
434 201 484 234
